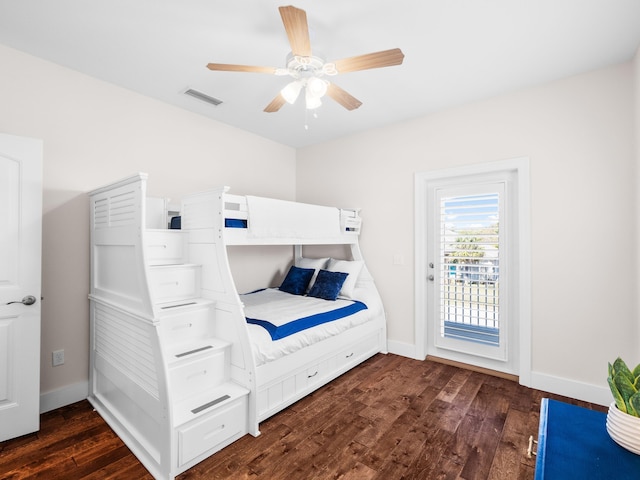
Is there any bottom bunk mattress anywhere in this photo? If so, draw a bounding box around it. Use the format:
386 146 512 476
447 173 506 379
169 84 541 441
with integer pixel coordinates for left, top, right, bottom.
242 287 382 366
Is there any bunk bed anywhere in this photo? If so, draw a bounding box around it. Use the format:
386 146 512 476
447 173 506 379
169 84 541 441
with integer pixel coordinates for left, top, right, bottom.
88 173 387 480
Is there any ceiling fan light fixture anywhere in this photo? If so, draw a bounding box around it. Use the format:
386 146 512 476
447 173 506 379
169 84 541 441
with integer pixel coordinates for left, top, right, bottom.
305 89 322 110
306 77 328 98
281 80 303 104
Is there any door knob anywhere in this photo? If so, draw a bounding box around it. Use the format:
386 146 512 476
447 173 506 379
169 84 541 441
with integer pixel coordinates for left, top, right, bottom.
6 295 37 306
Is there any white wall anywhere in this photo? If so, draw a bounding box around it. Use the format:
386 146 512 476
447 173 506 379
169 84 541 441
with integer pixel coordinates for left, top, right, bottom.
297 61 637 405
0 44 296 411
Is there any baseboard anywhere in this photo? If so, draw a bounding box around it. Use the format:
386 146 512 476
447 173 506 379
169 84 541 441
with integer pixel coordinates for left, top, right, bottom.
529 371 611 407
40 380 89 413
387 339 423 360
387 339 611 407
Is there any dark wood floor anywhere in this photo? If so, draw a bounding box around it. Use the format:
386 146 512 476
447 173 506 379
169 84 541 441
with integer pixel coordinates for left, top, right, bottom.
0 354 606 480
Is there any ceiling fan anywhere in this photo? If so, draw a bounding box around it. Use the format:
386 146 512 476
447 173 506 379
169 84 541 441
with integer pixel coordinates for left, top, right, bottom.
206 5 405 113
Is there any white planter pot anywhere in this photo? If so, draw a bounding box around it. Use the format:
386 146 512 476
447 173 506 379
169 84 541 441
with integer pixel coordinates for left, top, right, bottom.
606 401 640 455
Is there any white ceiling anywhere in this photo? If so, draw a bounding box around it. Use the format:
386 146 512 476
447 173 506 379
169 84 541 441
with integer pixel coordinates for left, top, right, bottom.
1 1 639 148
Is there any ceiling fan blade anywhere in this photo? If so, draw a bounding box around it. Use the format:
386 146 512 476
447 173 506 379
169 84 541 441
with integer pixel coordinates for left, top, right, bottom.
326 83 363 111
332 48 405 74
264 94 287 113
279 6 311 57
206 63 277 74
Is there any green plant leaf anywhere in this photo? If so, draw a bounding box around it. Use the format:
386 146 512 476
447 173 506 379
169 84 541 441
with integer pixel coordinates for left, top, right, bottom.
614 358 635 384
630 393 640 418
633 363 640 380
609 376 627 413
609 362 614 379
614 372 637 404
627 392 640 417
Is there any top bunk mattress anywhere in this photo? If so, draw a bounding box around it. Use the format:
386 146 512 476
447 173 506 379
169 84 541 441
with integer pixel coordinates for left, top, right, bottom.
242 287 382 366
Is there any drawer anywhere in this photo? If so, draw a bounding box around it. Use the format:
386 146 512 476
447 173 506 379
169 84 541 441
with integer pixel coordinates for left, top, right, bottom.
335 334 380 371
178 396 247 466
145 231 185 266
170 352 226 402
149 265 199 303
294 362 327 391
159 307 214 344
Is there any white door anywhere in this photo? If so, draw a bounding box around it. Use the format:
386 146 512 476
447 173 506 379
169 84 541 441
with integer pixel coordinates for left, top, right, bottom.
428 180 512 370
415 159 531 379
0 133 42 442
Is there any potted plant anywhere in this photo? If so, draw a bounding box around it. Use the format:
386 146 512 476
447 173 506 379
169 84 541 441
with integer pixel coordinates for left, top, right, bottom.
606 357 640 454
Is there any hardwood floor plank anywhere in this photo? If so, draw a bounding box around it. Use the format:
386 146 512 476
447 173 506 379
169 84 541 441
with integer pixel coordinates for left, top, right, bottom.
487 408 533 480
310 441 372 480
360 385 441 471
331 460 377 480
458 384 511 479
397 427 457 480
436 368 473 403
437 371 486 434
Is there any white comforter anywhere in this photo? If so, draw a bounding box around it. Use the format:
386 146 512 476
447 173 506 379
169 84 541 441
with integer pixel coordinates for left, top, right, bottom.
243 287 381 366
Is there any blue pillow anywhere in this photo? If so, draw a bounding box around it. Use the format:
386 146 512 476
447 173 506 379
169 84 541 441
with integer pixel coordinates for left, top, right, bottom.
308 269 349 301
279 266 315 296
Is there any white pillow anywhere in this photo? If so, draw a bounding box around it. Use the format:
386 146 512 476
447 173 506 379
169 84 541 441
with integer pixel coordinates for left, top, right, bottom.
326 258 363 299
295 257 329 292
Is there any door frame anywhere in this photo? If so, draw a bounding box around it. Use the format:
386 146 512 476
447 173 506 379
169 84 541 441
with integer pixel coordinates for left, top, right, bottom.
415 158 532 385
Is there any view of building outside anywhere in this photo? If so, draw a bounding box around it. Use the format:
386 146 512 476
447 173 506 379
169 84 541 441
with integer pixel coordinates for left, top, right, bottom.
440 192 500 346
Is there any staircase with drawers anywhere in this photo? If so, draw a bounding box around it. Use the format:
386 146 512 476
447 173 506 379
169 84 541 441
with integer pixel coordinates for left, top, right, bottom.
88 174 249 480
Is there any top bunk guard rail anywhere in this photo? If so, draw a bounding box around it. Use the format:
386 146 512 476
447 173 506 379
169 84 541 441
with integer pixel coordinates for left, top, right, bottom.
220 189 362 246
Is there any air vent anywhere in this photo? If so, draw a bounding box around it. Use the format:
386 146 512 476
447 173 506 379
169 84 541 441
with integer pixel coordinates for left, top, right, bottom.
184 88 223 106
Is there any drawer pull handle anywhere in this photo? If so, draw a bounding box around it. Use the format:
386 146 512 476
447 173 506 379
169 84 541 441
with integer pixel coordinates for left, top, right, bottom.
308 371 318 378
191 394 230 414
175 345 213 358
187 369 207 380
204 424 225 440
527 435 538 458
345 352 354 358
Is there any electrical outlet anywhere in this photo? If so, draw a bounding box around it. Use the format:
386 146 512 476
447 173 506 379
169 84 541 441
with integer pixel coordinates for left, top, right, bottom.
52 349 65 366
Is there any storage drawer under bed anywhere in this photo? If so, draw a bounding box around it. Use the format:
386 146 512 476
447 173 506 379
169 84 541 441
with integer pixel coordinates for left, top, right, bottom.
256 332 382 420
334 333 381 372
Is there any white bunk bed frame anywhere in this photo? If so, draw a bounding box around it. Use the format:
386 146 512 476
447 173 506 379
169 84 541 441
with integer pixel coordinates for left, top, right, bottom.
88 174 387 480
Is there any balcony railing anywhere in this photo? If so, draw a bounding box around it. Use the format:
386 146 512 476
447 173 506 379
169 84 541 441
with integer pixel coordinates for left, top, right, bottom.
440 276 499 346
